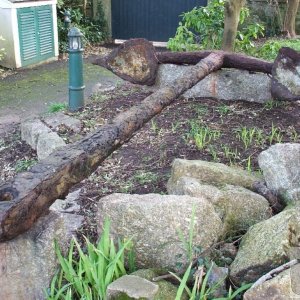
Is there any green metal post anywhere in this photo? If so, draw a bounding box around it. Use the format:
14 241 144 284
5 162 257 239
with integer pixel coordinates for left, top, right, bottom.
68 27 85 111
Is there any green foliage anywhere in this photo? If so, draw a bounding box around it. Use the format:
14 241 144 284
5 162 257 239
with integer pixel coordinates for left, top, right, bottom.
176 205 197 263
133 171 158 185
188 121 221 150
269 123 283 144
172 208 252 299
46 219 132 300
172 261 252 300
48 102 68 113
14 159 37 172
254 39 300 61
173 262 252 300
168 0 225 51
167 0 264 52
57 1 109 52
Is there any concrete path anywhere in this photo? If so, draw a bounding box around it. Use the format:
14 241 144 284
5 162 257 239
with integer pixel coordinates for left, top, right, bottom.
0 57 122 125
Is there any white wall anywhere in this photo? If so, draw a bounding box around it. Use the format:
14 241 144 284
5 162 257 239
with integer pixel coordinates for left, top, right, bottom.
0 7 17 68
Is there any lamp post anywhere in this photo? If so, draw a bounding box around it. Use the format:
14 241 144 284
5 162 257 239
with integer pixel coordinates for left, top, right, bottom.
63 10 71 29
68 27 85 112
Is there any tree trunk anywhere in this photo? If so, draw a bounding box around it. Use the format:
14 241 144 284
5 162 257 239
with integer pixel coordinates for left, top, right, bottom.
222 0 246 52
283 0 299 38
0 53 224 242
156 50 273 74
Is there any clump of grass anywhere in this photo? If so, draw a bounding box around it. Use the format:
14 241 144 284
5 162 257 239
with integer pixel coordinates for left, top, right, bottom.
188 121 221 150
235 127 256 149
46 219 132 300
269 123 283 145
263 99 285 110
48 102 68 113
215 104 232 116
14 158 37 172
173 259 252 300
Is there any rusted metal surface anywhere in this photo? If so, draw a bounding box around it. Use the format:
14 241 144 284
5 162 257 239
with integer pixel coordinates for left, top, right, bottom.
0 52 224 241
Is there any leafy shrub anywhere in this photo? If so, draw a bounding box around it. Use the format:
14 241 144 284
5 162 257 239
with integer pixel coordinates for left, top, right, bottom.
46 219 132 300
254 39 300 61
167 0 264 53
57 0 109 53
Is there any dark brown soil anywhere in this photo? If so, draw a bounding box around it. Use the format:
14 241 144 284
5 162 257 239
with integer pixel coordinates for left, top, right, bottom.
1 82 300 241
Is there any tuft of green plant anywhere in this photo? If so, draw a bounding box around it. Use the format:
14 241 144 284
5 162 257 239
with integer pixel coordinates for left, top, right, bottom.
215 104 231 116
194 104 209 117
176 205 197 263
268 123 283 145
171 121 183 133
133 171 158 185
221 145 239 164
167 0 264 52
172 261 252 300
263 99 285 110
48 102 68 113
46 219 132 300
235 127 253 149
287 126 299 142
208 145 219 162
188 121 221 150
14 159 37 172
245 155 253 173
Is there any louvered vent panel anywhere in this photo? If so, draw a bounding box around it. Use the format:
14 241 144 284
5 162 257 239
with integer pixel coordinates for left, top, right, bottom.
37 7 54 56
18 9 38 62
18 6 55 66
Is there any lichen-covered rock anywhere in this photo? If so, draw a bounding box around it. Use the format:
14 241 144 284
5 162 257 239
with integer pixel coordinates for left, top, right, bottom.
21 118 51 150
106 275 159 300
167 176 221 204
36 131 66 160
258 143 300 204
50 189 81 213
244 266 300 300
43 112 82 133
97 193 222 270
156 65 271 103
132 269 184 300
0 211 83 300
215 185 272 236
168 173 271 236
230 208 300 285
207 264 229 298
104 38 158 85
168 159 259 190
271 47 300 101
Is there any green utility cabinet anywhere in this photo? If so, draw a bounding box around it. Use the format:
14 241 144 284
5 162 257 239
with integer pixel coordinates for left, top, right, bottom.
0 0 58 69
18 5 54 66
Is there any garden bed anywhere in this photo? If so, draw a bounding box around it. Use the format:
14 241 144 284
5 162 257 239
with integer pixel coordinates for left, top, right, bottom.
0 82 299 241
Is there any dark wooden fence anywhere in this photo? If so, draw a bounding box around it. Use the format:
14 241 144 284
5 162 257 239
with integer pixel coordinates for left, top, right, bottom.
111 0 207 42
